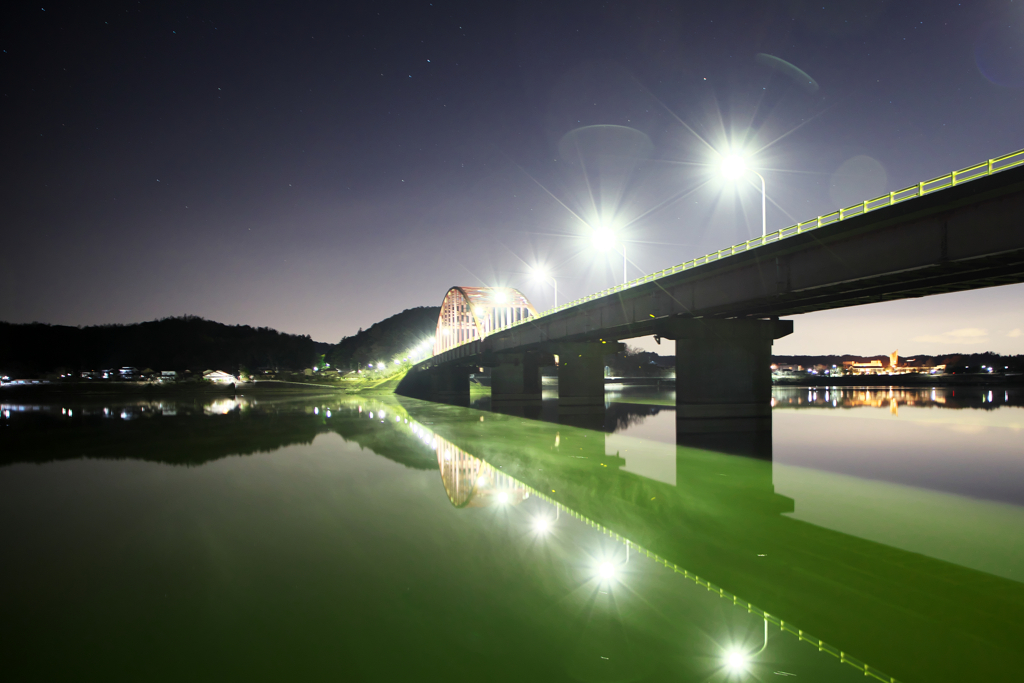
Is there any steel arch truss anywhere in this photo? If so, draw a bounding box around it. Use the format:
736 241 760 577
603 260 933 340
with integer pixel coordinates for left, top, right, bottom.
434 286 538 355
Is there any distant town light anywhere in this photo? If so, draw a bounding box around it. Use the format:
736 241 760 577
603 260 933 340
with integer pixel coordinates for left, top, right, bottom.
476 476 487 487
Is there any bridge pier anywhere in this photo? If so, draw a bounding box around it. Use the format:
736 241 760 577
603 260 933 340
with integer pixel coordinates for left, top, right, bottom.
656 318 793 442
554 342 621 409
489 351 549 402
396 364 473 405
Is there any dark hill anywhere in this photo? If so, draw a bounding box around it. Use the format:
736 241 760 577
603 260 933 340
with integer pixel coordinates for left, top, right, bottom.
0 316 319 376
328 306 439 371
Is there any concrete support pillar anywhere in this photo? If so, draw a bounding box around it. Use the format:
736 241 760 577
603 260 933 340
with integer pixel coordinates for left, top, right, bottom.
431 365 472 405
554 342 620 408
490 352 546 402
655 318 792 438
395 363 472 406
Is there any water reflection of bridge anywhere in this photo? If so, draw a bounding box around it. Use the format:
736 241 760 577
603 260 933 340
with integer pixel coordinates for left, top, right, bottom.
381 394 1024 683
370 402 901 683
435 435 528 508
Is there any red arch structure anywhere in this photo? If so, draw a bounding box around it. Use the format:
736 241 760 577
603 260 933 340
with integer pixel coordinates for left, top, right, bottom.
436 434 528 508
434 286 538 355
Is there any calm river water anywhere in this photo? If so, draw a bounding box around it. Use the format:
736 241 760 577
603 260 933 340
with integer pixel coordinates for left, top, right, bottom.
1 386 1022 682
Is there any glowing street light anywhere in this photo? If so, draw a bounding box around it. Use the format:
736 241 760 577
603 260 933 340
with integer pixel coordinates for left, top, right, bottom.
592 226 628 284
597 562 616 582
530 266 558 307
719 153 767 238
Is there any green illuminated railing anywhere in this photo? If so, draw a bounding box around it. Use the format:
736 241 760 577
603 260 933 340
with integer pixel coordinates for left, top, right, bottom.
523 487 902 682
461 146 1024 344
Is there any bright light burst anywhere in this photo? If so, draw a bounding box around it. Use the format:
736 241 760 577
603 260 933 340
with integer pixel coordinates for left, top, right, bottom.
533 517 551 534
598 562 616 581
725 649 749 674
591 226 617 251
719 153 747 180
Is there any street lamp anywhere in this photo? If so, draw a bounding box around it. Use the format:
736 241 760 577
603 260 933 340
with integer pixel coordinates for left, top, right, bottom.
719 153 767 238
592 226 627 284
530 266 558 307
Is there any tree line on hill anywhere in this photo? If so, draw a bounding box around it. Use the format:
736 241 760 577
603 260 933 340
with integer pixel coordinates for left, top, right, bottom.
4 306 1020 380
326 306 439 371
0 316 327 377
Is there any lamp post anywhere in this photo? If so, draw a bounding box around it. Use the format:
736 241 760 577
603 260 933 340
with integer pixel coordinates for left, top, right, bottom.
592 227 628 284
720 154 766 238
531 267 558 307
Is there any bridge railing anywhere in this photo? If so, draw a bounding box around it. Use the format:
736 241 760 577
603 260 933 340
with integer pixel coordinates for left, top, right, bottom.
440 147 1024 353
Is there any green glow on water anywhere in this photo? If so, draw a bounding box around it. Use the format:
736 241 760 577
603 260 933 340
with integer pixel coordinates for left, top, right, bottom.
1 387 1021 682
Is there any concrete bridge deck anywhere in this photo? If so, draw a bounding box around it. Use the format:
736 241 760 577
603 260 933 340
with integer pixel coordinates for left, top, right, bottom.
399 149 1024 435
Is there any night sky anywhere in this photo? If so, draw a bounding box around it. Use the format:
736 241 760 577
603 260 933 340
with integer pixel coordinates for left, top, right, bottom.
4 1 1024 354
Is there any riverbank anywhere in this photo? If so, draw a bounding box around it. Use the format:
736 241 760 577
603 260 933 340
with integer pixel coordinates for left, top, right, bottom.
0 380 341 399
0 370 412 399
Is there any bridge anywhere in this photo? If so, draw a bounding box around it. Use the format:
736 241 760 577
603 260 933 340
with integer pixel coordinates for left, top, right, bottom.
398 148 1024 440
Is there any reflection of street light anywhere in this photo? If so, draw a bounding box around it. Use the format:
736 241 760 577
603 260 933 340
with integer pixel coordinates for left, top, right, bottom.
719 153 767 238
530 266 558 307
722 619 768 676
592 227 627 284
725 649 748 674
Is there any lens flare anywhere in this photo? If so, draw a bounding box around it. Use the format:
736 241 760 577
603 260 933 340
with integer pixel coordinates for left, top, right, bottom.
725 649 748 673
719 154 747 180
592 227 616 251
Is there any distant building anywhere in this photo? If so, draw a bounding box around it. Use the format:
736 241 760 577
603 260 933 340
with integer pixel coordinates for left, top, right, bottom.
844 360 885 375
202 370 238 384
